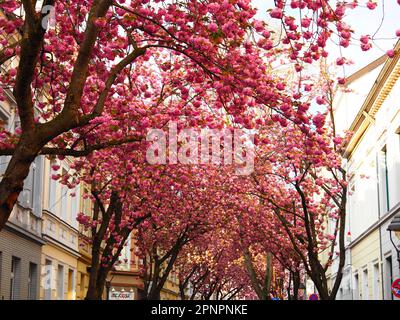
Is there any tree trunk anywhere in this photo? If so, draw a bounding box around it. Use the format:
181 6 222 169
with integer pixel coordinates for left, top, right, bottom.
242 247 266 299
263 252 272 299
85 231 105 300
287 271 292 300
328 201 347 300
179 285 187 300
308 268 331 300
179 278 190 300
292 271 300 300
147 290 161 300
86 280 104 300
146 259 162 300
86 267 108 300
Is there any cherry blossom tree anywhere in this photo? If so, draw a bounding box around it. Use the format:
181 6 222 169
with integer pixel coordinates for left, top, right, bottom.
249 111 347 300
0 0 388 231
56 145 153 299
136 165 229 300
1 1 397 302
176 232 253 300
213 185 297 300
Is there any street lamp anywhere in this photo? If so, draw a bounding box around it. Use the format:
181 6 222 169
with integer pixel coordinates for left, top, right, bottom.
387 213 400 271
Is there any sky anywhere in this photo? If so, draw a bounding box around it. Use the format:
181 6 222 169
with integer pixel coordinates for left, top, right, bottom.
251 0 400 76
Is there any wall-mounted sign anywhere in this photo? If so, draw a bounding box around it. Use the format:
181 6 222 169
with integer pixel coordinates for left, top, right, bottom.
109 290 134 300
392 278 400 298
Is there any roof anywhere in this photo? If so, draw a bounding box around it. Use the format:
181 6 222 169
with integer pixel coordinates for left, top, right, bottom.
342 39 400 158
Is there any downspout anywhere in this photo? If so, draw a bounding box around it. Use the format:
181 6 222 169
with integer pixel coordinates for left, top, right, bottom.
343 158 353 300
376 147 385 300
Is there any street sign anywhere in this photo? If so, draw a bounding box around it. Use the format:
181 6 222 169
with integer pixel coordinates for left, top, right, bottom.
109 290 134 300
309 293 319 300
392 278 400 298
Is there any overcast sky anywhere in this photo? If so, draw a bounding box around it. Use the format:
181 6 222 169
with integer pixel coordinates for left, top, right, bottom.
251 0 400 76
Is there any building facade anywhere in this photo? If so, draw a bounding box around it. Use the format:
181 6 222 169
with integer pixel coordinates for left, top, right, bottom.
0 7 190 302
0 8 47 300
0 23 45 298
39 157 81 300
0 91 45 300
106 234 181 300
329 40 400 300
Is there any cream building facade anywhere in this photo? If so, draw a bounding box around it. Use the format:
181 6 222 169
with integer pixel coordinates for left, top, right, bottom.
73 181 92 300
39 157 81 300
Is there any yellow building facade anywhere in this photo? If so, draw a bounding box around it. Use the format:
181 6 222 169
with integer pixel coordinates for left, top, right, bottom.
160 273 180 300
76 183 93 300
76 239 91 300
350 230 382 300
40 157 80 300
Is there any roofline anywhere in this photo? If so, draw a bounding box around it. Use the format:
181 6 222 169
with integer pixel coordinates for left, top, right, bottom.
342 40 400 158
345 55 387 85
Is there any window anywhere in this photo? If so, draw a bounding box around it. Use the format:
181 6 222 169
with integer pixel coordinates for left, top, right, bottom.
67 269 75 300
348 174 357 221
71 189 77 225
13 116 21 134
395 128 400 206
48 160 58 213
28 263 38 300
47 220 56 233
44 259 52 300
29 156 44 217
57 264 64 300
10 257 21 300
372 263 380 300
71 234 77 245
0 107 10 174
350 181 356 193
353 273 359 300
378 146 390 214
18 162 35 208
60 228 67 240
362 268 369 300
135 254 139 268
0 108 9 129
60 168 68 220
384 256 393 300
83 186 91 215
80 273 86 299
30 163 36 207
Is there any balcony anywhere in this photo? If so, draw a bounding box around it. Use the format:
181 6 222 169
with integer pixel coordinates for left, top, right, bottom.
7 203 43 241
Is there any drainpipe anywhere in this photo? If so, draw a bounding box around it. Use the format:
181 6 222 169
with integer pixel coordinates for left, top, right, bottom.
375 147 387 299
344 159 354 300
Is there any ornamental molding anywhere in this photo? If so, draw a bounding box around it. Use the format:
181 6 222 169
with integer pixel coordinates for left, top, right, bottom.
344 40 400 159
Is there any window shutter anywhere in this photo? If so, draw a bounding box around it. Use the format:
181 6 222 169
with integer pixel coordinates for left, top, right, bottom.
33 156 43 217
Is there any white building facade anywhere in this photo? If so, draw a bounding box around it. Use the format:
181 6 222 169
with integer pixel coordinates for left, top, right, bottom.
329 41 400 300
